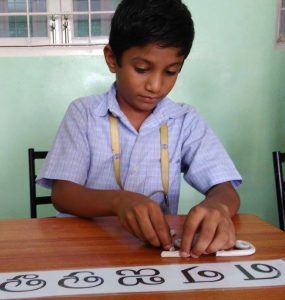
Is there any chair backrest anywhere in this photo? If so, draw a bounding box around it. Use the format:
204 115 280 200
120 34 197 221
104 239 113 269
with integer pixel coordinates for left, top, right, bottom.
272 151 285 231
28 148 52 218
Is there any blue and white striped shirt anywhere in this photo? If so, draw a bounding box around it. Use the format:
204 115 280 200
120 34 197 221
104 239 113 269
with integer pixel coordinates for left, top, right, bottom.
37 83 242 214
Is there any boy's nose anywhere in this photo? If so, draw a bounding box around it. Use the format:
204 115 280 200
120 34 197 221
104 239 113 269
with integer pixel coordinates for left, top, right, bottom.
145 73 162 94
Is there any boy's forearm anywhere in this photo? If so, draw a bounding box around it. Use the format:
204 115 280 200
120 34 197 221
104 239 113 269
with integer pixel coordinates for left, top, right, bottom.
202 181 240 217
52 180 125 218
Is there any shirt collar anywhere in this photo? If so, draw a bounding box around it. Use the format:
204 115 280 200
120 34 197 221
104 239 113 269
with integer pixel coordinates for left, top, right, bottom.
90 83 119 117
152 96 189 121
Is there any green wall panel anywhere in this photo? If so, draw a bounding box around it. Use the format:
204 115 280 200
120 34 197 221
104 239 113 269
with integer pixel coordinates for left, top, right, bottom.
0 0 284 226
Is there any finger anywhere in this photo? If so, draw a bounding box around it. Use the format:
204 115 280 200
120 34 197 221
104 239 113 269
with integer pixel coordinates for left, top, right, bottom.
204 219 235 254
202 226 227 255
190 218 217 258
218 220 236 250
123 212 147 243
149 208 172 250
180 208 204 257
133 204 161 247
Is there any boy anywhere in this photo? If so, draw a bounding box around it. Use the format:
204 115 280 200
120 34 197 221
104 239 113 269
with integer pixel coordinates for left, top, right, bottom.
37 0 242 258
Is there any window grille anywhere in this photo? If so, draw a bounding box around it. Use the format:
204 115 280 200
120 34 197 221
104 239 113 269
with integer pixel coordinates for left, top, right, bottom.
0 0 120 47
277 0 285 45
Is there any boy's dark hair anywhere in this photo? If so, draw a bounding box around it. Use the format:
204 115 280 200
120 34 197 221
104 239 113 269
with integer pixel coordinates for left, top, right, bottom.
109 0 195 65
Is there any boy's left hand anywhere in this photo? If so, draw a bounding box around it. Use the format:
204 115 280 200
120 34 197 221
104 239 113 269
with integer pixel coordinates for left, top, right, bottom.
179 182 240 258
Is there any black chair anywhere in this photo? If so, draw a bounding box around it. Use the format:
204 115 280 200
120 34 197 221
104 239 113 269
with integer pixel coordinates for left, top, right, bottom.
272 151 285 231
28 148 52 218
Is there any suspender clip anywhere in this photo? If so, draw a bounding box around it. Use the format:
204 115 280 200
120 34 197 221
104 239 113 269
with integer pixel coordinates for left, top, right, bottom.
163 194 170 213
113 153 120 160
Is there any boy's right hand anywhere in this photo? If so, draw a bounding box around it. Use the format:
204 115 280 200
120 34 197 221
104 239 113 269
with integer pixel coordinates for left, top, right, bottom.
52 180 171 250
113 191 172 250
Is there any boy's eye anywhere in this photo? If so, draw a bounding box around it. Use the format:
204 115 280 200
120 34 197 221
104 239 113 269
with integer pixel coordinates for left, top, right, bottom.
166 70 178 76
135 67 147 73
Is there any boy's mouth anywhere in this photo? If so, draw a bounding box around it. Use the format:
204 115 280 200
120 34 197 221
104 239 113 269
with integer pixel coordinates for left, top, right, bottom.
140 95 160 102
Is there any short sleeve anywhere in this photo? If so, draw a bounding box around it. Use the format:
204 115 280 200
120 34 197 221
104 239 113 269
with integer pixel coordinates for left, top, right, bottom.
36 100 90 189
181 110 242 194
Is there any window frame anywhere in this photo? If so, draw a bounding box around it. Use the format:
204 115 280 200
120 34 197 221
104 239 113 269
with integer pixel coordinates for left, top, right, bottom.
0 0 117 56
276 0 285 49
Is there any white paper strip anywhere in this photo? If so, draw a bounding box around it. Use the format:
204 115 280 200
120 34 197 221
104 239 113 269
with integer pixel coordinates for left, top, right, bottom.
0 259 285 299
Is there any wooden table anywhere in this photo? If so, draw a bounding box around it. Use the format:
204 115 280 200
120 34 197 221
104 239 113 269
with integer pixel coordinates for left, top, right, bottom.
0 214 285 299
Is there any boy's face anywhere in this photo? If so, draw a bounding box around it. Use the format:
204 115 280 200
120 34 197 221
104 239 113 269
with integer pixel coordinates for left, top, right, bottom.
104 43 184 118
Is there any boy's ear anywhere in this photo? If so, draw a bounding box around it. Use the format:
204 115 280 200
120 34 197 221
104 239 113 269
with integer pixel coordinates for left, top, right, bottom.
104 45 118 73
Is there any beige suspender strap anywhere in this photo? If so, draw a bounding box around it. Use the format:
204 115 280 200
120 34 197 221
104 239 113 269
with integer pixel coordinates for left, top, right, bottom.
160 123 169 200
109 114 123 190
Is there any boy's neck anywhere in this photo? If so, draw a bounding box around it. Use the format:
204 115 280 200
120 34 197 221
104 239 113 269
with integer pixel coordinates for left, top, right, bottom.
118 101 151 131
123 108 151 131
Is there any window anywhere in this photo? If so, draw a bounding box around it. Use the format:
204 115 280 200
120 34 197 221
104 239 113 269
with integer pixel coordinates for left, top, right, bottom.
276 0 285 47
0 0 120 55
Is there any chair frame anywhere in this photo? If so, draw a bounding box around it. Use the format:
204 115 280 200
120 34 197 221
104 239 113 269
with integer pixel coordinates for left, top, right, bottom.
28 148 52 218
272 151 285 231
